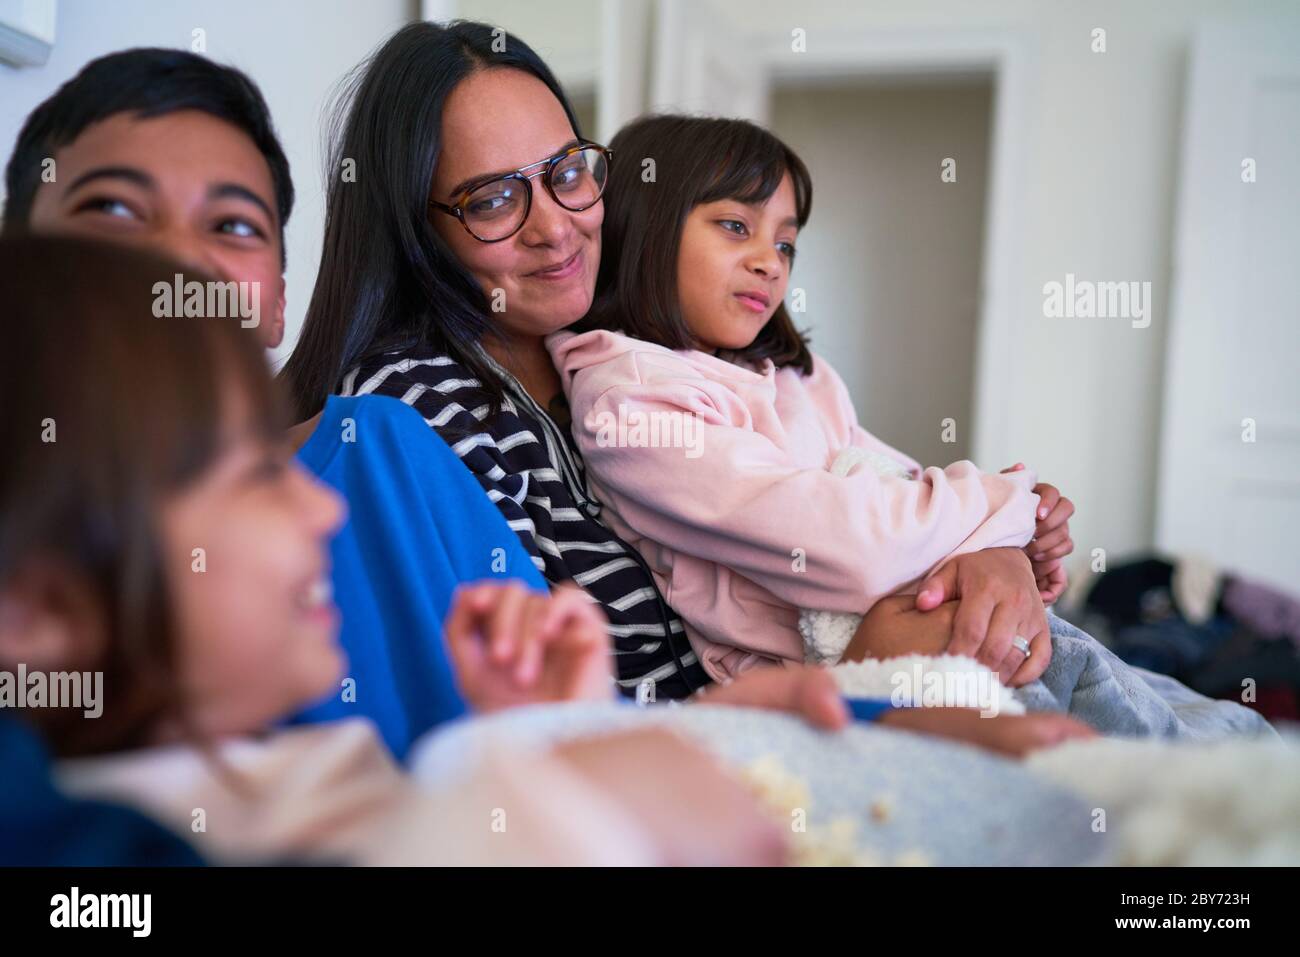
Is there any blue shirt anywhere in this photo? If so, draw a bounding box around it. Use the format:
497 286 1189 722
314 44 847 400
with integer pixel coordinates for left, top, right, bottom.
290 395 546 759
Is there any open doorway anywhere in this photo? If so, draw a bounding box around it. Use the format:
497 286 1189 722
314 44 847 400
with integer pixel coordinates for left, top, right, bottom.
769 78 993 466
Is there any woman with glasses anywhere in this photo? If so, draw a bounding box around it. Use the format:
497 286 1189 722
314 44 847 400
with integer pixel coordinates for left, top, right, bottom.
282 20 708 699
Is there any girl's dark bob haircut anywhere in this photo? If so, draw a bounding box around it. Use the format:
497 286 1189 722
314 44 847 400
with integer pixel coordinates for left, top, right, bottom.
0 235 284 756
581 114 815 374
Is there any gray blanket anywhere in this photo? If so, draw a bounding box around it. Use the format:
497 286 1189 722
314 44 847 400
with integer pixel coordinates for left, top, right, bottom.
1019 612 1278 739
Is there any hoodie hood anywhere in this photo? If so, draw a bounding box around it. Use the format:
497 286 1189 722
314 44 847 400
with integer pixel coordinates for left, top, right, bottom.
546 329 773 391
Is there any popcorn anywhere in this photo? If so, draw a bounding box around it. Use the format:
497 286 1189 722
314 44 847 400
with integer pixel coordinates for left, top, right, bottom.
869 796 894 822
743 754 811 815
740 754 928 867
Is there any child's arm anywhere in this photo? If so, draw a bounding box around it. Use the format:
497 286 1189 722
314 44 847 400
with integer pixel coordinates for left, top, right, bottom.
877 708 1098 757
695 662 850 729
570 377 1041 617
840 593 958 662
703 664 1097 758
550 729 788 866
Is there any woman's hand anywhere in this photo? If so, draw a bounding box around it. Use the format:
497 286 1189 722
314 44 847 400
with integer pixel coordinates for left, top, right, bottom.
1002 463 1075 603
443 581 613 713
915 547 1051 687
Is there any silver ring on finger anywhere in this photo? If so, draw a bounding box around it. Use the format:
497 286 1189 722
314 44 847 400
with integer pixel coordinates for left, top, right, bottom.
1012 635 1032 659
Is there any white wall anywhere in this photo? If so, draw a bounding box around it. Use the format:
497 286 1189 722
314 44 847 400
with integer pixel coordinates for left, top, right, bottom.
0 0 415 367
455 0 599 91
715 0 1300 573
770 81 992 469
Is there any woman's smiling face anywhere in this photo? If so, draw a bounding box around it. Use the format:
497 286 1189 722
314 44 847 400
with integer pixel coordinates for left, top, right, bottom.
675 173 799 353
429 68 603 341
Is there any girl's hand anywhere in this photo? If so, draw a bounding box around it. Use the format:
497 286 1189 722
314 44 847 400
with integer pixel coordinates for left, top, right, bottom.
1002 463 1075 603
444 582 613 713
553 729 789 866
879 707 1098 757
697 663 850 731
1032 559 1069 606
915 547 1051 687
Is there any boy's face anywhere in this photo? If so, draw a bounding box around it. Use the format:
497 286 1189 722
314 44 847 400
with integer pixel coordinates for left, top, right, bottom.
27 109 287 349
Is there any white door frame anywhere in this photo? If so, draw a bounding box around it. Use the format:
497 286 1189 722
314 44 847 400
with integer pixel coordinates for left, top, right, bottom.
656 16 1035 468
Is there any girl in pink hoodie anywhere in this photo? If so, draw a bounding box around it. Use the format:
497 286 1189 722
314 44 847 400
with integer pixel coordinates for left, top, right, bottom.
548 116 1075 682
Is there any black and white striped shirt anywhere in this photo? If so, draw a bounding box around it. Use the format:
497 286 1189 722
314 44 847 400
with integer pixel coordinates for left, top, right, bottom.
341 346 709 700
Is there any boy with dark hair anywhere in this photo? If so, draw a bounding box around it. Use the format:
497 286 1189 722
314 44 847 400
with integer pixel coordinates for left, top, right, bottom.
3 47 294 348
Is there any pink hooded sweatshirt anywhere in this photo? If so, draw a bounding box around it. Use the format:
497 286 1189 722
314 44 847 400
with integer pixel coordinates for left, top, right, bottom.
547 329 1041 682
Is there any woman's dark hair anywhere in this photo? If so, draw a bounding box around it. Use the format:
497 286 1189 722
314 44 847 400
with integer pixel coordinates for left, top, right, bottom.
581 114 814 374
0 235 285 757
2 47 294 268
281 20 582 422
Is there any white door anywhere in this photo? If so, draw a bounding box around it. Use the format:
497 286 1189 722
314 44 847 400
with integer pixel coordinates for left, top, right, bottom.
649 0 768 122
1156 21 1300 592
